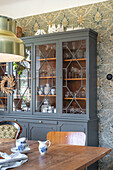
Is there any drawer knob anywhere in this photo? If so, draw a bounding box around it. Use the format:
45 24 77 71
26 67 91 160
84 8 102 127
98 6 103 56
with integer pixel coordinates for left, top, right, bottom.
39 121 42 123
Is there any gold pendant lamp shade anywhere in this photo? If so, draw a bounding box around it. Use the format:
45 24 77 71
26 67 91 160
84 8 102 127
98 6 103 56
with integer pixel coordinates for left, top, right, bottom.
0 16 25 62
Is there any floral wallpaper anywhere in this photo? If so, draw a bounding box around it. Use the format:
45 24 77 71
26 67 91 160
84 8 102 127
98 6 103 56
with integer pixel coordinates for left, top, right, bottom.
16 0 113 169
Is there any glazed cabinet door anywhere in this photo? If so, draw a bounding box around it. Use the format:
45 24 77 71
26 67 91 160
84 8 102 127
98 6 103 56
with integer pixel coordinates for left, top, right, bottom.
35 43 57 115
61 39 87 116
11 45 32 113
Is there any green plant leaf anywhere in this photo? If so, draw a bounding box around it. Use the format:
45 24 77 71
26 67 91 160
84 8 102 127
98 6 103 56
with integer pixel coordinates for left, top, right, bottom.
19 70 21 75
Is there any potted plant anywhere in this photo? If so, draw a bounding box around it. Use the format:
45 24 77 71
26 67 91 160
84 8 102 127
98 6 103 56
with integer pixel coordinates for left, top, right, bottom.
13 50 29 75
13 50 29 110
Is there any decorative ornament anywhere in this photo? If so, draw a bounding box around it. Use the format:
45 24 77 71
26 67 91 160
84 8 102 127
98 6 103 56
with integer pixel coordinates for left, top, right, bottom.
35 29 46 35
1 75 15 96
77 15 85 26
48 24 64 33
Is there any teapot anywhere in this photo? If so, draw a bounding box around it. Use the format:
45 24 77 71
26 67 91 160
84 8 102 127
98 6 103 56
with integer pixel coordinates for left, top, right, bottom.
38 140 51 155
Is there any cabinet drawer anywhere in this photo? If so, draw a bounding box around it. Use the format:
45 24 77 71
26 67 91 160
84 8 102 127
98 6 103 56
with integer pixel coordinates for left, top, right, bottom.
29 122 57 140
58 121 87 133
37 120 58 125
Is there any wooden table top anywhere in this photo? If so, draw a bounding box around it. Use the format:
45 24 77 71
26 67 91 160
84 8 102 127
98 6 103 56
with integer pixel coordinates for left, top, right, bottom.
0 138 111 170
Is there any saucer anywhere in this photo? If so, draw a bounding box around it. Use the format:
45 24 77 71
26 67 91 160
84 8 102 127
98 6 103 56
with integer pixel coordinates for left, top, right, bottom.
11 147 30 154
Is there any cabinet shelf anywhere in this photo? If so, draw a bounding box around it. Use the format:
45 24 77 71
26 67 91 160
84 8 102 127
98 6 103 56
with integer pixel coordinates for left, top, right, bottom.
37 58 56 61
64 58 86 62
40 76 56 79
15 94 31 97
0 97 7 99
65 78 86 81
63 47 86 50
26 60 31 62
64 97 86 100
37 95 56 97
0 104 4 107
16 77 31 80
0 64 6 66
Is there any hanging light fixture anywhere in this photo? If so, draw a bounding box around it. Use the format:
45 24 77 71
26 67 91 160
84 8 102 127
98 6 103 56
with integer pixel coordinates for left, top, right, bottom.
0 15 25 62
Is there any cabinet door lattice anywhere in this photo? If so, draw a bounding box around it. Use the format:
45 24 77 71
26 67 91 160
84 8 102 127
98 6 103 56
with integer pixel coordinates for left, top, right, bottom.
63 40 86 114
13 46 31 112
35 44 56 113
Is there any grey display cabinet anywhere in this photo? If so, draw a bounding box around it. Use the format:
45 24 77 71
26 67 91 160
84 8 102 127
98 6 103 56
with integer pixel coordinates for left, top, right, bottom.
0 28 98 147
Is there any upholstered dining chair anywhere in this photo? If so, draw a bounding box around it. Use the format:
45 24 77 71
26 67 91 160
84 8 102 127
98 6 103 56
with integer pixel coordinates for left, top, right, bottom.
0 121 22 139
47 131 86 146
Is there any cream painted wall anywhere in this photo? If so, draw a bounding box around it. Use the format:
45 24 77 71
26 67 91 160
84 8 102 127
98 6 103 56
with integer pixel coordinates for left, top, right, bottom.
0 0 108 19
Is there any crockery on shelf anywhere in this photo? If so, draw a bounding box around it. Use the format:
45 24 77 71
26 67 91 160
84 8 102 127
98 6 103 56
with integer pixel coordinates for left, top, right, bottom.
44 84 51 95
39 85 44 95
54 108 56 113
51 88 56 95
77 50 84 58
43 99 49 105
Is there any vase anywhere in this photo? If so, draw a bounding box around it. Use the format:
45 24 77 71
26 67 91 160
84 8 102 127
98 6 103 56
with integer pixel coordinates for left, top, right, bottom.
44 84 51 95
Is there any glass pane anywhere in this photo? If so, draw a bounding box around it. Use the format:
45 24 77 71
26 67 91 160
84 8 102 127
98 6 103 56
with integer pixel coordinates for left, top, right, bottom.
0 63 8 111
63 40 86 114
35 44 56 113
13 46 31 111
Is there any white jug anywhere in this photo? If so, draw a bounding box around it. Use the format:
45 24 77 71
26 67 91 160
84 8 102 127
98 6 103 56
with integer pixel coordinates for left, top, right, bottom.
38 140 51 155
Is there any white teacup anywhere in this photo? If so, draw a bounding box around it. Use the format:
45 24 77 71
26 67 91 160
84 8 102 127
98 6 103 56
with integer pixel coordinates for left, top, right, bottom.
51 88 56 95
16 137 28 151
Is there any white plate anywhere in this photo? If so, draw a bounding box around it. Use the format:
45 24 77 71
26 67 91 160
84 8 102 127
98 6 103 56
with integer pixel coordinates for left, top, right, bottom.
11 147 30 154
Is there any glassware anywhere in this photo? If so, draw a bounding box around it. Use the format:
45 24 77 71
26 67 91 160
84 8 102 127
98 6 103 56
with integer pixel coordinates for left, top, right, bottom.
73 90 78 97
64 53 71 59
53 70 56 76
83 69 86 78
51 88 56 95
68 72 72 78
77 50 84 59
40 85 44 93
70 106 74 113
74 108 81 114
43 99 49 105
38 89 43 95
83 51 86 58
65 91 70 98
81 91 85 98
71 71 75 78
48 106 53 113
54 108 56 113
78 70 81 78
44 84 51 95
72 42 76 50
38 85 44 95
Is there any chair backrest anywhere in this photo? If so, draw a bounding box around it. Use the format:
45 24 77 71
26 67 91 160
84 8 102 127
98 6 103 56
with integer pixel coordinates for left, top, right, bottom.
47 131 86 146
0 121 22 139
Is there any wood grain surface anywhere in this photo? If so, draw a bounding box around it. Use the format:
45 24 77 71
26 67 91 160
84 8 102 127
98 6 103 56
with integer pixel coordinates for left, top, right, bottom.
47 131 86 145
0 138 111 170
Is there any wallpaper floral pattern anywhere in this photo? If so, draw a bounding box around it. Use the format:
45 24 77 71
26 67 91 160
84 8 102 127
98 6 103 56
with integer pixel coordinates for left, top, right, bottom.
16 0 113 169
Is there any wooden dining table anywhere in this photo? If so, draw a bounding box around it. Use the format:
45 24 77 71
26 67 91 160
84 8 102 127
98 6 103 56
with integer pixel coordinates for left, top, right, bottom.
0 138 111 170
